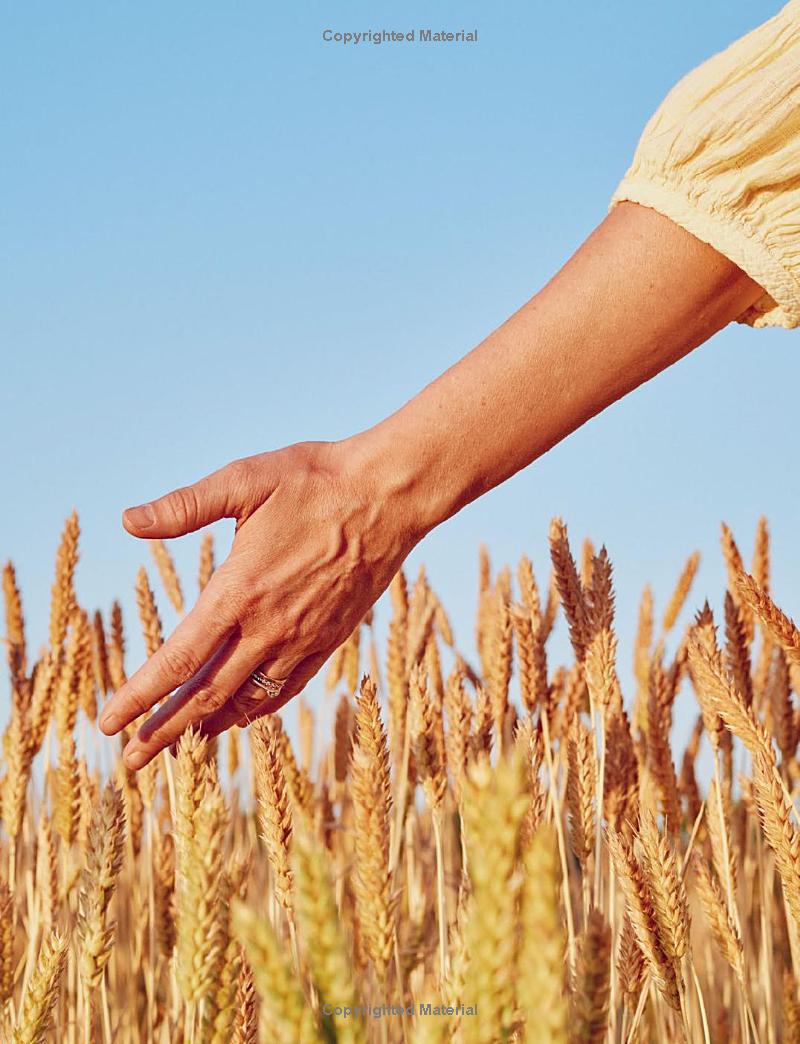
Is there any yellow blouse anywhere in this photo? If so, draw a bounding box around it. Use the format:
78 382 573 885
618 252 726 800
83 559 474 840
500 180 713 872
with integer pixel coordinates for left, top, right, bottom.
610 1 800 329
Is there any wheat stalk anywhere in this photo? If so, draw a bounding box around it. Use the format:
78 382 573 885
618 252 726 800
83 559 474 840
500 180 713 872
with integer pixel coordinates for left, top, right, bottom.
4 514 800 1042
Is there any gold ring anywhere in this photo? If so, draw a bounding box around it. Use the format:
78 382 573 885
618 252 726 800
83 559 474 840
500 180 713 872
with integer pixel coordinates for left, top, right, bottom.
249 671 286 699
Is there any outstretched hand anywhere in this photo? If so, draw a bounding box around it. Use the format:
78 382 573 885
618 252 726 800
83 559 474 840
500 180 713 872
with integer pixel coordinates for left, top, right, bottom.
100 205 766 773
99 439 417 770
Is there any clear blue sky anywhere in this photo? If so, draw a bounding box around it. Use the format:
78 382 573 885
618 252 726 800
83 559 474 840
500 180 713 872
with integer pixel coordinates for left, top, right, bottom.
1 1 797 746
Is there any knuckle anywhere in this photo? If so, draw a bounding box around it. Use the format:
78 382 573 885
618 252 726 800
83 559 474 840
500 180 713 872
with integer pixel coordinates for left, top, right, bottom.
193 683 226 711
232 687 264 716
201 581 229 621
165 486 199 531
226 456 267 516
142 723 171 750
270 649 302 682
227 457 255 490
123 681 150 719
202 571 233 611
160 643 202 683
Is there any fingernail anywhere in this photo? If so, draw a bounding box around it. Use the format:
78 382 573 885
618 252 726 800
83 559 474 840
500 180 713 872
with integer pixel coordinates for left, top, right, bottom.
100 712 121 735
124 503 156 529
125 749 148 770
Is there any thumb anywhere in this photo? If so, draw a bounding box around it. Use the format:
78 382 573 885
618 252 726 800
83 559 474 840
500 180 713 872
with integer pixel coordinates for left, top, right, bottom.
123 459 261 539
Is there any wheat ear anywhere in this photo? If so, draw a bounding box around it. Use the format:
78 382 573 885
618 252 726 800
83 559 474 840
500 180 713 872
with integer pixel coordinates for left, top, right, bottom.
350 675 394 982
517 823 568 1043
607 830 681 1011
293 820 365 1044
461 752 529 1043
571 907 612 1044
12 929 68 1044
692 856 743 982
76 781 126 988
177 783 228 1005
662 551 700 634
231 900 316 1044
48 511 80 655
736 570 800 667
149 538 185 614
251 717 293 913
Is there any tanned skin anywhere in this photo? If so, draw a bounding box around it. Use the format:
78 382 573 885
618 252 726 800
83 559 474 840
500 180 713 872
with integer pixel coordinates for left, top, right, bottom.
99 202 764 770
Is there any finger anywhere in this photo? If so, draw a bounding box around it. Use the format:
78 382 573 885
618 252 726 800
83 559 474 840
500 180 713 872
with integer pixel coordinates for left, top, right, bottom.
202 651 328 738
122 633 261 769
199 667 296 739
122 455 277 539
99 576 236 735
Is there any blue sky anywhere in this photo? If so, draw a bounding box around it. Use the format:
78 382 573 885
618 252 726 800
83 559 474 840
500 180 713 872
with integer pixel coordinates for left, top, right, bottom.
1 0 796 747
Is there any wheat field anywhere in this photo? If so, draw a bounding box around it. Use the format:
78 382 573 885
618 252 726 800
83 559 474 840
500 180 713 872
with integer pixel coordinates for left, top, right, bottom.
2 513 800 1042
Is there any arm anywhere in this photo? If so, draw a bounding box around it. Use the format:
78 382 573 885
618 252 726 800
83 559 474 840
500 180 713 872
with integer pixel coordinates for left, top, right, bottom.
100 201 763 770
350 202 762 531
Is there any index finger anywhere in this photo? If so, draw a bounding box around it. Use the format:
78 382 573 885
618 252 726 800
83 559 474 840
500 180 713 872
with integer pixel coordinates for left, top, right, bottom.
99 578 235 735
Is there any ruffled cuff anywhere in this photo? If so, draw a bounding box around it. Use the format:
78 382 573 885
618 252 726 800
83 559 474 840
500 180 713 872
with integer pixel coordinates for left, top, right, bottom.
611 171 800 330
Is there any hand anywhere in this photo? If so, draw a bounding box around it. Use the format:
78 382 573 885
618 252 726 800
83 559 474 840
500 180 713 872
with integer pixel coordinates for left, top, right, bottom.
99 439 419 769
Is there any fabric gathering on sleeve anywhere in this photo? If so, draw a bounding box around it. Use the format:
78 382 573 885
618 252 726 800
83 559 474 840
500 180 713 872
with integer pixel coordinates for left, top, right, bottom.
610 0 800 329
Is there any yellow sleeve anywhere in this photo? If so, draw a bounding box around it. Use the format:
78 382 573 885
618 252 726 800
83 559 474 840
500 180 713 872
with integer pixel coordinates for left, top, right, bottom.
610 1 800 329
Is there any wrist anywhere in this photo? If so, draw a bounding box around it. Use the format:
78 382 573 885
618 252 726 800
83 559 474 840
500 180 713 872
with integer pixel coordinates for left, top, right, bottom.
337 422 456 547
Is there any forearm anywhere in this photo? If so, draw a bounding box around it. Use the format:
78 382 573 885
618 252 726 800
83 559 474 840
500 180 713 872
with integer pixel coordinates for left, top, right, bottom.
105 205 766 766
349 203 764 537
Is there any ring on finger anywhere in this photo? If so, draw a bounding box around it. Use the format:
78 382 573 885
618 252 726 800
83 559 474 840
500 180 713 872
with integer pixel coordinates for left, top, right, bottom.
249 670 287 700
